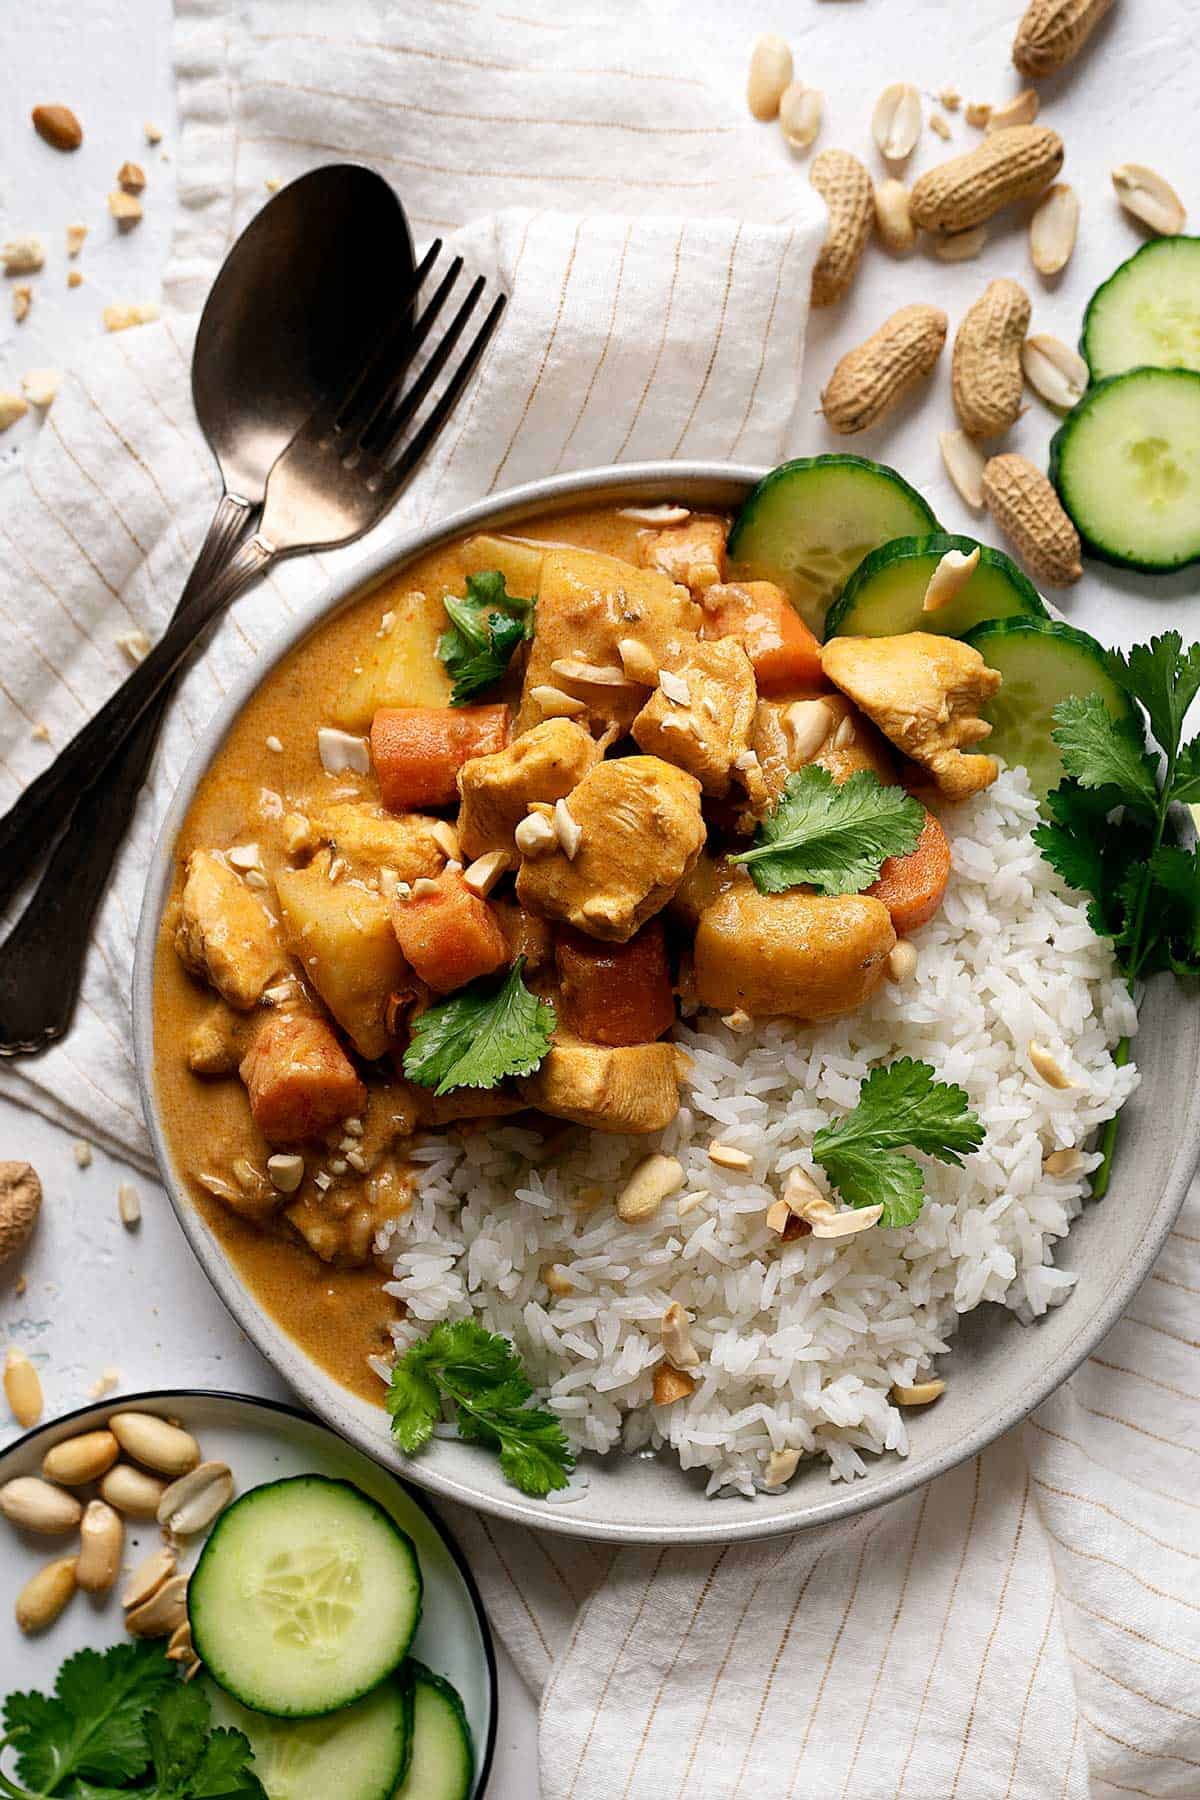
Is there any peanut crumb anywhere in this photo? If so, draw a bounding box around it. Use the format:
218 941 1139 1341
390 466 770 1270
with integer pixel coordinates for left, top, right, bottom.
0 392 29 431
67 269 83 289
30 721 49 742
265 176 281 193
118 161 146 193
2 237 45 276
108 190 143 228
12 285 32 324
103 301 159 332
22 369 61 409
929 112 952 140
14 1276 26 1297
73 1140 93 1168
144 120 163 145
66 222 87 257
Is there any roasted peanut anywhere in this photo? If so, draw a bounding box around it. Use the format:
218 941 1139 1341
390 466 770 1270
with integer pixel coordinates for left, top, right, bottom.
76 1500 123 1594
910 127 1063 234
982 453 1082 587
810 149 874 307
822 304 948 435
109 1411 201 1476
952 279 1032 438
1014 0 1114 78
43 1430 119 1486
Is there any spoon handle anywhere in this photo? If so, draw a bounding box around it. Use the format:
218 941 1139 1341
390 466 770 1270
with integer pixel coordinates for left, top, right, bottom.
0 501 264 917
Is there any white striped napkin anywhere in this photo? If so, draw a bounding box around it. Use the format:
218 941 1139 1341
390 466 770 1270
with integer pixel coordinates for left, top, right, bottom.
2 3 1198 1796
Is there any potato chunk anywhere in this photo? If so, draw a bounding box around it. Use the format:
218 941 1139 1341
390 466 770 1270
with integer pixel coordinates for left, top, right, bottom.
518 1040 680 1134
632 638 757 797
276 857 407 1058
821 633 1001 801
457 719 598 861
637 514 727 594
240 1013 366 1144
694 886 895 1019
174 850 285 1010
309 802 447 884
516 755 705 943
517 548 700 733
332 587 451 730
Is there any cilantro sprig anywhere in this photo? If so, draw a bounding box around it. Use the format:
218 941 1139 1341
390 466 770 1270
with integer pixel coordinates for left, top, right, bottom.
388 1319 574 1497
1031 634 1200 1195
437 569 534 705
402 958 555 1096
729 766 926 895
812 1058 984 1228
0 1649 262 1799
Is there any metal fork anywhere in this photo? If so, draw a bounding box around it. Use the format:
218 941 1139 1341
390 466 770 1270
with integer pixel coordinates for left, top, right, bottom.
0 247 505 1055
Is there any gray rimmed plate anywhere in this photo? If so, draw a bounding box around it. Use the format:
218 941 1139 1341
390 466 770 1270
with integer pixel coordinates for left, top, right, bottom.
132 461 1200 1545
0 1389 496 1794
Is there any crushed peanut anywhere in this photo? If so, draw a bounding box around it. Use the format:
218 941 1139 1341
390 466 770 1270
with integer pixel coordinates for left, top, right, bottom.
12 286 32 324
117 1182 141 1228
3 238 45 276
66 223 87 257
103 301 159 332
0 393 29 431
22 368 61 409
108 190 143 228
115 630 151 664
73 1140 93 1169
891 1379 946 1406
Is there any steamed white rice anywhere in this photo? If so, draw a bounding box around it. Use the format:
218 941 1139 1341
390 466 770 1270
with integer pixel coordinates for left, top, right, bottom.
377 765 1139 1497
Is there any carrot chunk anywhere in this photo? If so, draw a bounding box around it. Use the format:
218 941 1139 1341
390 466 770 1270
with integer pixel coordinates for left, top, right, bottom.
702 582 824 693
371 705 508 811
240 1013 366 1144
867 809 951 936
390 870 509 994
556 918 676 1046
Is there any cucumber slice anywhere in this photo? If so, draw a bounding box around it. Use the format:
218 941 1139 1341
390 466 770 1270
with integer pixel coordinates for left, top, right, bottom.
1082 237 1200 381
1050 367 1200 572
825 533 1047 640
208 1674 413 1800
190 1475 423 1717
727 454 938 636
394 1662 475 1800
963 617 1138 797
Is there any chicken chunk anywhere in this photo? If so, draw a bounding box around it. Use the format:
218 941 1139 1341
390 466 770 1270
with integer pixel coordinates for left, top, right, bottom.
276 856 407 1058
821 633 1001 801
631 638 757 798
517 548 700 734
694 884 895 1019
751 690 897 805
174 849 286 1010
186 1003 247 1076
516 755 705 943
457 718 598 861
240 1012 366 1144
637 514 727 595
285 1174 403 1266
309 802 448 884
518 1040 680 1134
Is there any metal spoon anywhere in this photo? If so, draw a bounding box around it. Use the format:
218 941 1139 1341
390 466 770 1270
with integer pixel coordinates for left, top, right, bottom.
0 163 414 912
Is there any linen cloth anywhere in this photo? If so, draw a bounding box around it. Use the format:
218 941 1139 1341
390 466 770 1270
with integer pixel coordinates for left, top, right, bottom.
2 3 1199 1796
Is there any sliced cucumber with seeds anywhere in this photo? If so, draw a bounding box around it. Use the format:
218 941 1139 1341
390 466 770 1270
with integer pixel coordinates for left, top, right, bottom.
190 1475 423 1717
1082 237 1200 381
394 1662 475 1800
963 617 1138 797
1050 367 1200 572
825 533 1047 640
727 454 938 637
208 1675 413 1800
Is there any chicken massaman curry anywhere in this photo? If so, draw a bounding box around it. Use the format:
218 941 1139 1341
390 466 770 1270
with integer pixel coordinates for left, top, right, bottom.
154 496 1003 1400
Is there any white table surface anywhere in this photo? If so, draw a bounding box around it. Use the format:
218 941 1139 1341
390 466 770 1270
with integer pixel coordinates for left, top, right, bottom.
0 8 535 1778
2 1 1197 1790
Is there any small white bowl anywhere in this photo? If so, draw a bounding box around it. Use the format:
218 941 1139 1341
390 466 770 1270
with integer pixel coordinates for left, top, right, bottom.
133 461 1200 1545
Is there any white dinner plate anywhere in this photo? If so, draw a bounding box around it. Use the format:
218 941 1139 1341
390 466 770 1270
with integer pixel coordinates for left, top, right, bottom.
0 1388 496 1794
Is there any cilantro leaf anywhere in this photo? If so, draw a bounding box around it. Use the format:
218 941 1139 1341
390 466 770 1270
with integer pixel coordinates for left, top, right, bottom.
729 766 926 895
812 1058 984 1228
1051 692 1159 813
437 569 534 705
69 1689 264 1800
1110 633 1200 762
388 1319 574 1497
144 1686 209 1794
402 958 555 1096
1032 781 1154 946
188 1728 264 1797
1149 845 1200 972
3 1642 173 1793
1169 736 1200 805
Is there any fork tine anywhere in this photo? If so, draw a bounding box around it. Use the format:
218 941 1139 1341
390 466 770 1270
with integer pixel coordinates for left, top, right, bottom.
366 274 485 455
381 292 507 490
332 237 443 433
402 254 466 366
